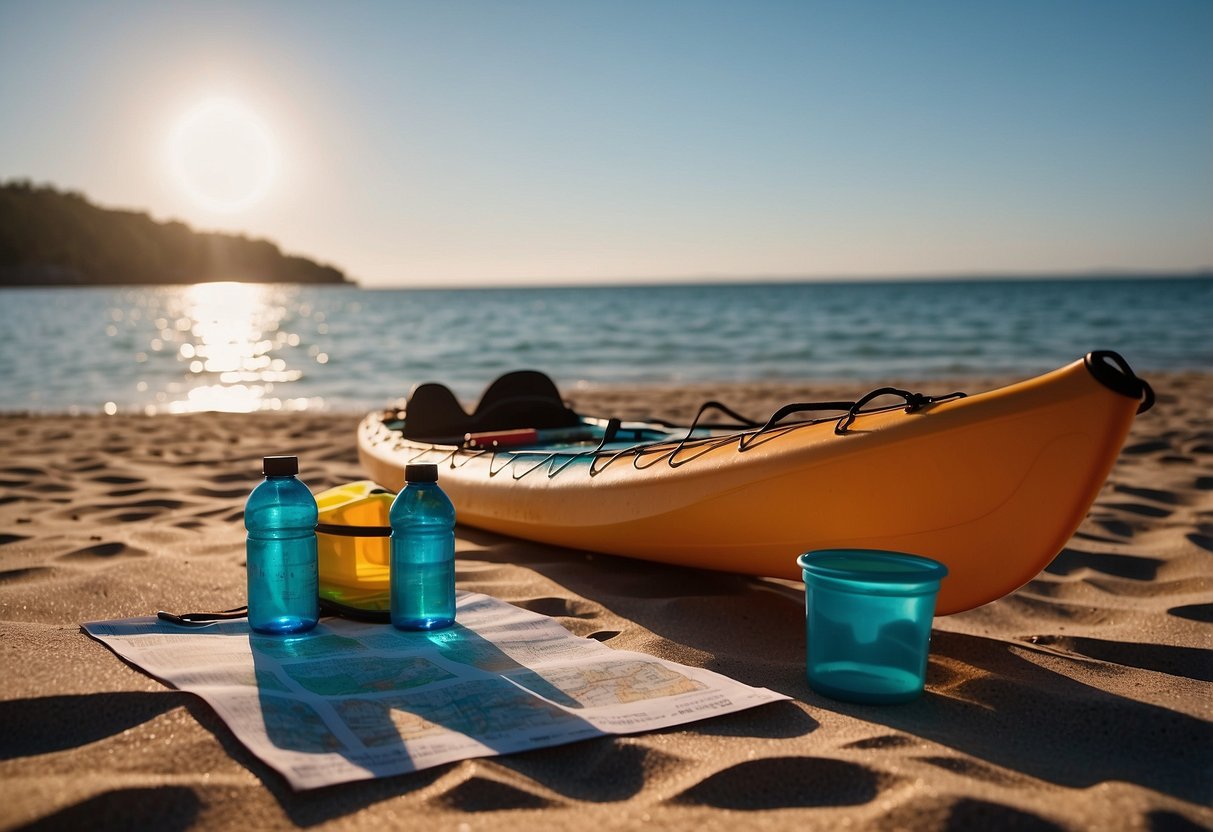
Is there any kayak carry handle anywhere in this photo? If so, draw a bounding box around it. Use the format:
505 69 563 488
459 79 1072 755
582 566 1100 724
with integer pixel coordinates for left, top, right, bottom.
1084 351 1155 414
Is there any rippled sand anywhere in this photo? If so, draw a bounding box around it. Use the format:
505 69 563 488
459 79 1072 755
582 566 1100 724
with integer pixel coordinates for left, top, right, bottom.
1 372 1209 829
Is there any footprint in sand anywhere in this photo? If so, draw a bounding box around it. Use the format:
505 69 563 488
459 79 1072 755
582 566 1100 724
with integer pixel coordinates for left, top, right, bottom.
125 498 185 510
671 756 888 809
51 498 188 524
1185 531 1213 553
517 596 601 619
188 486 252 499
1168 602 1213 623
917 755 1029 787
1121 439 1173 455
1044 547 1163 581
939 798 1067 832
211 470 257 484
1113 484 1184 505
192 505 235 519
68 460 107 473
585 630 620 642
1006 592 1133 625
1019 634 1213 683
1 466 51 478
1089 517 1136 539
437 776 556 812
0 566 54 584
1076 575 1210 600
90 474 146 485
1102 501 1174 519
843 734 917 751
57 541 148 562
0 474 74 493
107 487 152 498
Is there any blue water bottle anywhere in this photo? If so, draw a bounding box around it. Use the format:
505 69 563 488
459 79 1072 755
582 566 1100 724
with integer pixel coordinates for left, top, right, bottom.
389 463 456 630
245 455 319 635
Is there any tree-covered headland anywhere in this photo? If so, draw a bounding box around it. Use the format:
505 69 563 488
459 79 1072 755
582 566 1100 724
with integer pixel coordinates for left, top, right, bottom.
0 181 352 286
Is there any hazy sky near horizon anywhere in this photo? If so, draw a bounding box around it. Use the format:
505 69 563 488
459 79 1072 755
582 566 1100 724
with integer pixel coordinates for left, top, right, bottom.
2 0 1211 287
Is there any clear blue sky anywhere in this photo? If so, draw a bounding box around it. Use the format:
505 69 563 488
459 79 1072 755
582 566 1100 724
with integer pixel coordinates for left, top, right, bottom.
2 0 1211 287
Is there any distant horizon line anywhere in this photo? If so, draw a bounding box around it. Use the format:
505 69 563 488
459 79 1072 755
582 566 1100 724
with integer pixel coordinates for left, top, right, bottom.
359 268 1213 291
7 268 1208 292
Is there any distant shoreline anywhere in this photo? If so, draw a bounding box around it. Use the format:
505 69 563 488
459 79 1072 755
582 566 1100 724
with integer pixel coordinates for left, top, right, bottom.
0 274 356 289
1 181 353 287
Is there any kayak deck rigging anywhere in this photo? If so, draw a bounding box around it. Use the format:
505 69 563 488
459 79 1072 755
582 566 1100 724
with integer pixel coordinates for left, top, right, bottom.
379 383 970 478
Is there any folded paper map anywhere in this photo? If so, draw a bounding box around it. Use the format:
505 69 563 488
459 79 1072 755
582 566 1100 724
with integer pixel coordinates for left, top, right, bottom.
84 592 789 789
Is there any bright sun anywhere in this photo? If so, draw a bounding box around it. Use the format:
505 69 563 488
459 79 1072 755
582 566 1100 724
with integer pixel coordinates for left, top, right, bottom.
168 98 278 214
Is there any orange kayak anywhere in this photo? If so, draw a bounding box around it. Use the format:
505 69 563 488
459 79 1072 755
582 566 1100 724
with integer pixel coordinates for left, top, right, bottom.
358 352 1152 614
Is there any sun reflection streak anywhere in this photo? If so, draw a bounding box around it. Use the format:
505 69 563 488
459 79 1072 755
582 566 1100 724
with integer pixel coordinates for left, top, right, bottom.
155 282 319 414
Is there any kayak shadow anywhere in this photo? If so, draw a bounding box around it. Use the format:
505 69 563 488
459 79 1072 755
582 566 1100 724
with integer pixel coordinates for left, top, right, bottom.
454 527 807 695
821 630 1213 803
454 528 1213 803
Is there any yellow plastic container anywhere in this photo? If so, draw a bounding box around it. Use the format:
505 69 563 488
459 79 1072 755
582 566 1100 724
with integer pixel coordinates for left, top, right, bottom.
315 480 394 592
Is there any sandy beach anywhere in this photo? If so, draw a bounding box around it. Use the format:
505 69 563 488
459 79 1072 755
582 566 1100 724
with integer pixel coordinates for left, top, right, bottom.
1 372 1210 830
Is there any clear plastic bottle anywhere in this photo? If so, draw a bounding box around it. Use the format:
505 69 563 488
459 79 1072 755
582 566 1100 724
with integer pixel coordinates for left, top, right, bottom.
389 463 456 630
245 455 319 634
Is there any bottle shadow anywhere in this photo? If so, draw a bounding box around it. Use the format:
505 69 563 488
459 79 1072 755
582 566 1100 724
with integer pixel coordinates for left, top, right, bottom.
245 619 603 788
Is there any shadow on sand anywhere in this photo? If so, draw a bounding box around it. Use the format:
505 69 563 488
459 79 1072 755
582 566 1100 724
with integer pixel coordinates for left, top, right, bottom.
455 527 1213 805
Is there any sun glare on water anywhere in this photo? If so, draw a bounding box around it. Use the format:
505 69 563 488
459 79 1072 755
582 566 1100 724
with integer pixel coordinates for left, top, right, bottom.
167 97 278 213
164 282 318 414
96 283 332 415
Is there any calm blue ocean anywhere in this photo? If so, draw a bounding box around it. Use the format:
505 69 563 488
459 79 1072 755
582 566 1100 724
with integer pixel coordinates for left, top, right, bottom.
0 277 1208 414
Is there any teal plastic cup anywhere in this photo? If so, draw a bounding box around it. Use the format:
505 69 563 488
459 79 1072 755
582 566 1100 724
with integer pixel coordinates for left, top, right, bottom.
798 549 947 704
